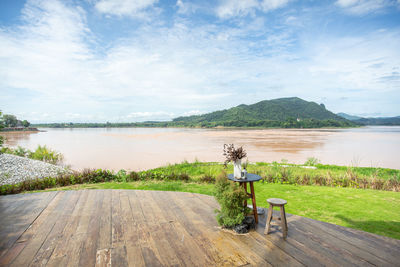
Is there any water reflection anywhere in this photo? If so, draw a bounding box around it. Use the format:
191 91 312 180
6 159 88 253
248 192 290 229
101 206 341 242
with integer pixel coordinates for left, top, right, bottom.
0 131 39 146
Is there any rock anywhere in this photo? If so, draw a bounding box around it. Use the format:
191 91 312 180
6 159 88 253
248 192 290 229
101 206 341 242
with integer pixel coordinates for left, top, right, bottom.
233 216 256 234
243 216 256 230
0 153 70 185
233 224 248 234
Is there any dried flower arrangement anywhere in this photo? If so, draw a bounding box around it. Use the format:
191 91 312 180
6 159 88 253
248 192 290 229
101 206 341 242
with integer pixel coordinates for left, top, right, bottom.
223 144 247 167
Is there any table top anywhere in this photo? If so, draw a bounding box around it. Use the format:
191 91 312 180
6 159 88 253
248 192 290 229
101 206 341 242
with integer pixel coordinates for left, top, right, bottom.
228 173 262 182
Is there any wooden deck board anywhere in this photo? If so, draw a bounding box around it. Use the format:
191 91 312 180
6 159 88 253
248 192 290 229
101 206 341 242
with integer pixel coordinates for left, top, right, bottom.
0 189 399 267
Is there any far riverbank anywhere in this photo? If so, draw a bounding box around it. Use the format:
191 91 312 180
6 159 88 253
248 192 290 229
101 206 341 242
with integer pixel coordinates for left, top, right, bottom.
0 127 39 132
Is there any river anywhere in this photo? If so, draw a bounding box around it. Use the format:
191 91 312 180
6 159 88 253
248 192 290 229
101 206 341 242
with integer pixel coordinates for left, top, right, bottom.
1 126 400 170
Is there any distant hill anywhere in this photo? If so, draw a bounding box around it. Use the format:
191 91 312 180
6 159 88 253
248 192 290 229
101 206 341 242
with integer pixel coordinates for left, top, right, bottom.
354 117 400 126
337 113 363 121
173 97 354 128
34 97 357 129
337 113 400 126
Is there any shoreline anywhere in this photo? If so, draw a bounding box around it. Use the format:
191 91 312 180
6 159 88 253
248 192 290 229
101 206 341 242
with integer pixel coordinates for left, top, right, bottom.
0 127 40 132
32 125 364 130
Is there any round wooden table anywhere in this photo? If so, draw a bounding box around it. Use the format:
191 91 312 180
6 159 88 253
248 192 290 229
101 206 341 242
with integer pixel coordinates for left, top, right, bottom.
228 173 262 223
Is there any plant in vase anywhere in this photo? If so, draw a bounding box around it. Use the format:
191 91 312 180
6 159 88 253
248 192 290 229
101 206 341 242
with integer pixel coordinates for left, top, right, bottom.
223 144 247 179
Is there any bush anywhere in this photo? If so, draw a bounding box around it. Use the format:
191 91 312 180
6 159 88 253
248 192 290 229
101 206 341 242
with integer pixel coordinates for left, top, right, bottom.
304 157 319 166
128 171 140 181
200 174 215 183
1 145 63 165
214 171 249 228
28 145 63 164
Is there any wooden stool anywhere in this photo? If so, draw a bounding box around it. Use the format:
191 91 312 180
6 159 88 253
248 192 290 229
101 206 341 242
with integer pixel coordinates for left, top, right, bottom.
264 198 288 239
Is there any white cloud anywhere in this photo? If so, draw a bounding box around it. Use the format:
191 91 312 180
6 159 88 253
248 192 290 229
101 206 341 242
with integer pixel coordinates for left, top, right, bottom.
1 0 399 122
94 0 158 17
0 0 238 122
181 110 203 116
176 0 199 15
335 0 395 15
260 0 290 12
216 0 290 18
125 111 175 121
216 0 259 18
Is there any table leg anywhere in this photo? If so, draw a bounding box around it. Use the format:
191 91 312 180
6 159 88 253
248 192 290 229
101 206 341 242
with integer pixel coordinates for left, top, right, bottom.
243 183 248 208
250 182 258 223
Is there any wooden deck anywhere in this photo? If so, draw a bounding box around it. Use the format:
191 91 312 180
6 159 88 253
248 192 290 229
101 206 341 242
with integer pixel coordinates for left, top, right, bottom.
0 190 399 266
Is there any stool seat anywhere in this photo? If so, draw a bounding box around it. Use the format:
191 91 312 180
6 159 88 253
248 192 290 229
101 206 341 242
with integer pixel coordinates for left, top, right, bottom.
264 198 288 239
267 198 287 206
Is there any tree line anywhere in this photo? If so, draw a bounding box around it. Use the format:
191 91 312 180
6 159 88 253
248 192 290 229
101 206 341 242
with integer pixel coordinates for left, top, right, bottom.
33 117 355 129
0 110 31 129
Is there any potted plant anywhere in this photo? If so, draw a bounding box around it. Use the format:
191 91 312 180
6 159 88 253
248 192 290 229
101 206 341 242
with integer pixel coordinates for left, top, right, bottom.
223 144 247 179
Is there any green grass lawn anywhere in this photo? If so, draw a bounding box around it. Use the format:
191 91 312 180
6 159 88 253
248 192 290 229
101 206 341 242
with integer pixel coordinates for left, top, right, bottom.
33 180 400 240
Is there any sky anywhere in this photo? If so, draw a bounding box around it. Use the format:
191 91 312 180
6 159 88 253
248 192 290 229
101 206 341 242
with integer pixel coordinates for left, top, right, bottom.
0 0 400 123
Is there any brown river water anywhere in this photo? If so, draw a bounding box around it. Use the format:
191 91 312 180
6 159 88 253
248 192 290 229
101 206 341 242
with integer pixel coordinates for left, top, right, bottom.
1 126 400 170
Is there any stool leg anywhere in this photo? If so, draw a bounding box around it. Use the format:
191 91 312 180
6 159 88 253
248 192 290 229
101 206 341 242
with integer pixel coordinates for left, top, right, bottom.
283 205 288 230
280 206 287 239
264 205 273 235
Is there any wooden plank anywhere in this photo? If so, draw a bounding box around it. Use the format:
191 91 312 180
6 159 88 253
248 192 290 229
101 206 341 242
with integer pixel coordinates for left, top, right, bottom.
111 190 145 266
111 245 128 267
97 190 112 251
307 216 400 253
29 191 82 266
0 192 58 261
118 190 145 267
135 190 182 266
295 216 400 266
254 213 339 267
110 190 144 267
7 191 71 266
45 189 90 266
157 191 228 265
95 248 111 267
284 219 375 266
63 190 99 266
150 190 212 266
129 190 164 266
78 190 105 267
127 190 164 266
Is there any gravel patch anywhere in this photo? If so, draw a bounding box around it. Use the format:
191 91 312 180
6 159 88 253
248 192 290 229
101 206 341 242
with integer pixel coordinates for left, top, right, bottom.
0 153 70 185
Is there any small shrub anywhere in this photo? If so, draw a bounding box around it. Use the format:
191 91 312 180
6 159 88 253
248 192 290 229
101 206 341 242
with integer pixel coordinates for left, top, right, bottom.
214 171 248 228
116 170 128 182
304 157 319 166
200 174 215 183
28 145 63 164
178 173 190 182
128 171 140 181
279 167 290 183
14 146 29 157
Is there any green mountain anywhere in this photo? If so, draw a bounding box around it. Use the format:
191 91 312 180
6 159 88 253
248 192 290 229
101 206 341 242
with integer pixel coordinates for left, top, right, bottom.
337 113 400 125
34 98 357 129
173 97 354 128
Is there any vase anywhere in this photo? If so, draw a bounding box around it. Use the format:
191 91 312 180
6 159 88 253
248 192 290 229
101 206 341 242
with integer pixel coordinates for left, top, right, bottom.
233 159 242 179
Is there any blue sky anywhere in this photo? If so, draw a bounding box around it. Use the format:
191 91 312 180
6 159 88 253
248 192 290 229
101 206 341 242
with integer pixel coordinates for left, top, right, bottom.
0 0 400 123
